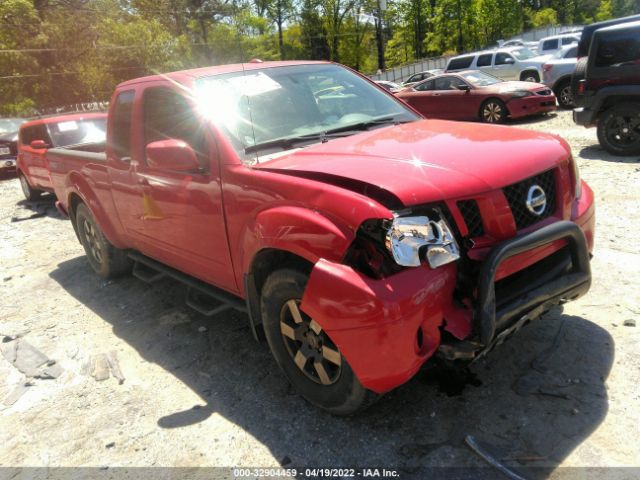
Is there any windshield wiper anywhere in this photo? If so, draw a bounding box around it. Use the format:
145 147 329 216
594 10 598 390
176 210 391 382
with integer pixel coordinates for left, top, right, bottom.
244 116 414 155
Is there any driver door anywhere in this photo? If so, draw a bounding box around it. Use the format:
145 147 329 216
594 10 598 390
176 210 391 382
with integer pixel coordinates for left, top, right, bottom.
132 85 236 291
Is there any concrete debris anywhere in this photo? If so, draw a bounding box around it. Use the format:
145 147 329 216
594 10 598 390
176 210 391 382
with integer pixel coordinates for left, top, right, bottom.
86 352 125 383
0 338 63 379
3 382 34 406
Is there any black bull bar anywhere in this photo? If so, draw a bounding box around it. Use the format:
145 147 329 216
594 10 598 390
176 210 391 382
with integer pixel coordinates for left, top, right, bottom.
476 220 591 349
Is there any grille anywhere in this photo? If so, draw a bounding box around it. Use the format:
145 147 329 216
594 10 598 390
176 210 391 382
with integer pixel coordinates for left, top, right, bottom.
535 89 552 96
503 169 556 230
457 199 484 237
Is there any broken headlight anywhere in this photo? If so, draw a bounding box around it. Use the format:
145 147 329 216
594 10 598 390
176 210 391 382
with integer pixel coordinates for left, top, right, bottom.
385 214 460 268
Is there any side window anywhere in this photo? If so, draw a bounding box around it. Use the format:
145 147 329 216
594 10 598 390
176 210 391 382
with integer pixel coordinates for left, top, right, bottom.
143 87 209 170
449 77 468 90
495 53 515 65
111 90 134 160
447 56 474 71
562 36 577 45
595 35 640 67
414 79 434 91
477 54 493 67
20 126 36 145
542 39 559 51
434 77 453 90
565 46 577 58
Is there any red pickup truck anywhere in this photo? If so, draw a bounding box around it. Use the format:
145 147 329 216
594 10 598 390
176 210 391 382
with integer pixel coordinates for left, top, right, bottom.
16 112 107 200
49 61 595 414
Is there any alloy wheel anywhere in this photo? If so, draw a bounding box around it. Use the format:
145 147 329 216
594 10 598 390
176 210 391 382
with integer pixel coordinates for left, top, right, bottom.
559 85 573 107
605 114 640 150
279 299 342 385
483 102 503 123
83 219 104 264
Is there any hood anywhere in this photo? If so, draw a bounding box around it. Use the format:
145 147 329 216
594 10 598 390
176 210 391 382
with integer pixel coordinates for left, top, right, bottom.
254 119 570 208
0 131 18 143
491 81 548 94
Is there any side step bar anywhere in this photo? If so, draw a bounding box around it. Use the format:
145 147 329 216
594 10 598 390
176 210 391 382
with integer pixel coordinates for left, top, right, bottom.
128 252 247 317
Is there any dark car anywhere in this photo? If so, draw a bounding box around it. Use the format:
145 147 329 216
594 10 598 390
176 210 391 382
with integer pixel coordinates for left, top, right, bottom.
396 70 556 123
0 118 25 175
572 20 640 155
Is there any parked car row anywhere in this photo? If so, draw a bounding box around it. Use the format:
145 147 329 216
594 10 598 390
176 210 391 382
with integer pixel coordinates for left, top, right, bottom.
0 118 26 175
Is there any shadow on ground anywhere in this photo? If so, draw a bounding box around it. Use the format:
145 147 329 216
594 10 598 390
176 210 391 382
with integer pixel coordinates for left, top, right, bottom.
50 257 613 478
510 113 558 126
11 193 64 222
579 145 640 163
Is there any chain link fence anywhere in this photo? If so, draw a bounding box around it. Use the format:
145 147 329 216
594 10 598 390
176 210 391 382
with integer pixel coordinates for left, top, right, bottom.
369 24 582 83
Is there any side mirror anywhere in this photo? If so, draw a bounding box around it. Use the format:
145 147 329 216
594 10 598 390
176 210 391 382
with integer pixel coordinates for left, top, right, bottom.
146 139 200 172
504 57 516 64
30 140 49 149
457 84 471 92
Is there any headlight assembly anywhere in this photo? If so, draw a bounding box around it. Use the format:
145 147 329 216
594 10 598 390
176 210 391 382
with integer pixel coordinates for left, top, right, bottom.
385 214 460 268
510 90 534 98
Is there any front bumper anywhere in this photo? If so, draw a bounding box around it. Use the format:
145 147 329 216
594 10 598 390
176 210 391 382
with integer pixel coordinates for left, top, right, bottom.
0 157 16 172
573 107 596 127
301 194 594 394
507 95 557 119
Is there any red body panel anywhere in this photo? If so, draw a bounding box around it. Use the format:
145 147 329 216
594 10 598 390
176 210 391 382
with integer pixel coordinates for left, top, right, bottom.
17 112 107 193
47 61 595 395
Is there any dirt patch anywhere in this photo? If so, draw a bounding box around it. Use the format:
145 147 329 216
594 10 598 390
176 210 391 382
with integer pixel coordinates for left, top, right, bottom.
0 111 638 475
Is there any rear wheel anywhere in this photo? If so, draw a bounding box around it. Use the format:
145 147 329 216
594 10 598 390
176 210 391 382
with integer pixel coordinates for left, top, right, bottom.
554 79 574 109
261 269 376 415
480 99 507 124
18 172 42 201
75 203 132 278
597 103 640 156
520 71 540 83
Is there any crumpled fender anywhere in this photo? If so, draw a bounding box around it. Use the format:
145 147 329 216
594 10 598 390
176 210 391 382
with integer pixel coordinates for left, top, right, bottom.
238 205 355 282
66 170 127 249
300 258 457 393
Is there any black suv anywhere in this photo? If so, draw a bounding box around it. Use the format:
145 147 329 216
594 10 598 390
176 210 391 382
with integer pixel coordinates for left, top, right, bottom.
572 18 640 155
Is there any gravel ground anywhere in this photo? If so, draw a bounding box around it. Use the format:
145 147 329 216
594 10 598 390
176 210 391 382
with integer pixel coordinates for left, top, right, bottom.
0 110 639 478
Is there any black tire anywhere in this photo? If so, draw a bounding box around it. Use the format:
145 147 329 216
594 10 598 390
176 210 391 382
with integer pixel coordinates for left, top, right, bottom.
520 70 540 83
571 57 588 108
480 98 508 124
261 269 377 415
18 171 42 201
554 78 574 109
75 203 132 278
596 103 640 156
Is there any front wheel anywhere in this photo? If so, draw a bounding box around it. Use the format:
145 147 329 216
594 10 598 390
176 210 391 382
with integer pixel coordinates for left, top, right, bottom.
18 172 42 201
480 99 507 124
261 269 376 415
75 203 132 278
596 104 640 156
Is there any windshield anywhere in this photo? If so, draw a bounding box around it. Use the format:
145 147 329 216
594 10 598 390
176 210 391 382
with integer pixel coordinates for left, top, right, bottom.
48 117 107 147
512 47 537 60
195 64 419 161
0 118 25 135
460 71 501 86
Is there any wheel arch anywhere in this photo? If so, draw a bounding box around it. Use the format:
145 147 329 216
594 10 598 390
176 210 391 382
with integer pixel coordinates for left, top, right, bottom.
64 172 127 249
239 205 355 340
520 68 540 81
